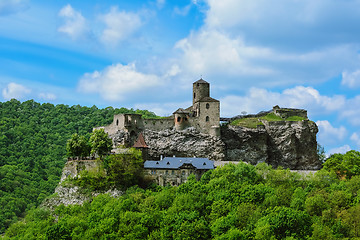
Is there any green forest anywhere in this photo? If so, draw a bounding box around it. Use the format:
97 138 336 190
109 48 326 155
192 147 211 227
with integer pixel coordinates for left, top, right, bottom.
0 99 159 233
2 99 360 239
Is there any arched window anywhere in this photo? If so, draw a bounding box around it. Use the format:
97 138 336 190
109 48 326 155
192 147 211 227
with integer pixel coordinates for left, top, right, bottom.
206 116 209 122
177 116 181 122
206 103 210 109
116 119 119 125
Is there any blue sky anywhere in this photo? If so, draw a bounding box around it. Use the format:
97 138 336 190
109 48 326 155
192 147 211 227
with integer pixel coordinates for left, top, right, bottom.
1 0 360 155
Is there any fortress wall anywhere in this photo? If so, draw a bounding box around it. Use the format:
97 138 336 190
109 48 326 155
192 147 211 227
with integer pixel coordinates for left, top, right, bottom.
274 108 308 119
144 118 174 131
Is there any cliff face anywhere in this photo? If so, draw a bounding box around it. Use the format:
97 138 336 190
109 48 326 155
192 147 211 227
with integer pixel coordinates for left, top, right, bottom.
111 120 321 170
222 120 320 170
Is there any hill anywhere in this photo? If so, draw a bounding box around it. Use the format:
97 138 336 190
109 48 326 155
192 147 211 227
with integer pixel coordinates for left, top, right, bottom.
0 99 159 233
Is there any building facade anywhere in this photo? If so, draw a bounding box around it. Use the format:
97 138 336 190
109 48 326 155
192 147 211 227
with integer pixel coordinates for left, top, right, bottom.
144 157 215 186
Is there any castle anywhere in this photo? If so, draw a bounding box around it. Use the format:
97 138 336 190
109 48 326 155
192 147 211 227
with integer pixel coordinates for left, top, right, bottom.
97 79 221 146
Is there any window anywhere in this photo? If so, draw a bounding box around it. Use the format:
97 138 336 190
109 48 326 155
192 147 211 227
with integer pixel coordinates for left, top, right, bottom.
194 92 196 99
206 116 209 122
177 116 181 122
206 103 210 109
116 119 119 125
165 170 168 175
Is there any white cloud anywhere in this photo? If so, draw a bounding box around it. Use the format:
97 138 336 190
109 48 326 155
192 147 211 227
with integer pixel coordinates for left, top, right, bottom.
2 82 31 100
341 70 360 88
339 95 360 126
174 29 357 88
316 120 347 145
351 133 360 148
38 92 57 101
99 7 142 45
0 0 28 15
327 145 351 157
220 86 345 117
58 4 88 39
78 63 160 101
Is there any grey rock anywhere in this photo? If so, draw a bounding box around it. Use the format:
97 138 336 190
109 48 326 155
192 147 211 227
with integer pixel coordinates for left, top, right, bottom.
110 120 321 170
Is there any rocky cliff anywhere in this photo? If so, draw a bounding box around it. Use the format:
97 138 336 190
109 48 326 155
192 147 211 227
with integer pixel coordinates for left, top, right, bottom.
110 119 321 170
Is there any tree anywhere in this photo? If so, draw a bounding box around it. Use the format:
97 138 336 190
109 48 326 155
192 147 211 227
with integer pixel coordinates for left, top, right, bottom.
89 129 112 158
104 148 144 189
66 133 90 157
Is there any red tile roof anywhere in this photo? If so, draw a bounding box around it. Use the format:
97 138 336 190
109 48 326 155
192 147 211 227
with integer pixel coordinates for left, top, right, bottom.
133 132 148 148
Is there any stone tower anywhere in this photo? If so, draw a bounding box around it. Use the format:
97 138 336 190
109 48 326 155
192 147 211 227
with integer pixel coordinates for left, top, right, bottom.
192 79 220 136
193 79 210 105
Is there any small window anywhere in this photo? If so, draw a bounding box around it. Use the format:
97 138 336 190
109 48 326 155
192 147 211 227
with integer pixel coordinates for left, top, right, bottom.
203 162 206 165
167 162 170 165
116 119 119 125
206 103 210 109
184 117 188 121
165 170 168 175
194 93 196 99
172 170 175 175
177 116 181 122
206 116 209 122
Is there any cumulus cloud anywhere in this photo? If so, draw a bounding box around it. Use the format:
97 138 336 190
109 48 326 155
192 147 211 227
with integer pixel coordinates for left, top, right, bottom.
316 120 347 145
78 63 160 101
99 7 142 45
174 29 357 88
0 0 29 15
58 4 88 39
341 70 360 88
339 95 360 126
327 145 351 157
220 86 345 117
351 133 360 148
2 82 31 100
204 0 360 49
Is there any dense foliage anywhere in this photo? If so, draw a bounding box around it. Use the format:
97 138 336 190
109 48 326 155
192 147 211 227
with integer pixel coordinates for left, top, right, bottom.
71 149 146 191
5 161 360 239
0 99 159 233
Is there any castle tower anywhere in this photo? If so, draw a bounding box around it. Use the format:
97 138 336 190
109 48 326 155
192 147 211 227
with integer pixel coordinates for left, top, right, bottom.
192 79 220 137
193 79 210 105
173 108 190 131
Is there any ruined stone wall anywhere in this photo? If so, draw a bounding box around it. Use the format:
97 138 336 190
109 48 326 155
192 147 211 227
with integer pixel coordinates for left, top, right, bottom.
273 108 308 119
143 118 174 131
60 159 102 183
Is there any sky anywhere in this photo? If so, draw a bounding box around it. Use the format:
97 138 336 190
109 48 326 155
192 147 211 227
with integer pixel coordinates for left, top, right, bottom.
1 0 360 155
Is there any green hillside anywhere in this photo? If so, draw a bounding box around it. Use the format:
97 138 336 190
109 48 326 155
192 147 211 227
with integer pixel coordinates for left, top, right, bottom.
0 99 159 233
4 160 360 239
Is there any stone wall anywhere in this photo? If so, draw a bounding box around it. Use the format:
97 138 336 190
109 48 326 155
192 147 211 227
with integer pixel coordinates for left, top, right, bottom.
143 118 174 132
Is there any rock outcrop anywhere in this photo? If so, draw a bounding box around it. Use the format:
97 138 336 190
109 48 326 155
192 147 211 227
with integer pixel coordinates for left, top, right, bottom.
110 120 321 170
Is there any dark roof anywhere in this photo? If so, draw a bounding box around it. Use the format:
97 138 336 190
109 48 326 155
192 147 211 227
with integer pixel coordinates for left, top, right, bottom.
132 132 148 148
173 108 190 114
198 96 219 102
193 78 209 84
144 157 214 170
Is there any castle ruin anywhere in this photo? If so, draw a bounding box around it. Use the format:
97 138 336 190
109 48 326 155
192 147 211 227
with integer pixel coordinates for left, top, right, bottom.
97 79 220 146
